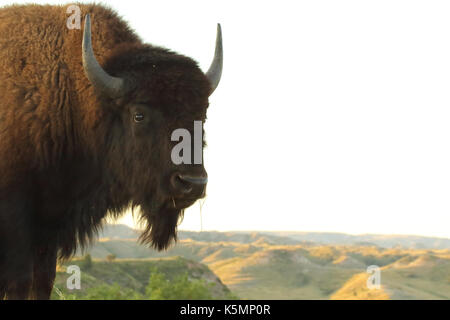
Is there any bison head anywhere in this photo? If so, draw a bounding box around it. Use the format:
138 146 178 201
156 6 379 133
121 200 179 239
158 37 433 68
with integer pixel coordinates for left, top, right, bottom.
81 15 222 250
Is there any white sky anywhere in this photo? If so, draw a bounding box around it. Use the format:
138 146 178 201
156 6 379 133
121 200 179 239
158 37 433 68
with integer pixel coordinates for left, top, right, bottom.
3 0 450 238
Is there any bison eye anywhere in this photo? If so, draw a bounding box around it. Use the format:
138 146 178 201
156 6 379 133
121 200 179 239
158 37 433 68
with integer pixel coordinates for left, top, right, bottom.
134 112 144 122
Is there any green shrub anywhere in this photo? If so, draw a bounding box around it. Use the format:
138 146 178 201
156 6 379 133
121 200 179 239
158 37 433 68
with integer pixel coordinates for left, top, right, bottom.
82 283 142 300
80 254 93 270
145 267 214 300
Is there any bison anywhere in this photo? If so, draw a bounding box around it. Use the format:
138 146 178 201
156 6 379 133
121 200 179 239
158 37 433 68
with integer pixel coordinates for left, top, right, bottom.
0 4 222 299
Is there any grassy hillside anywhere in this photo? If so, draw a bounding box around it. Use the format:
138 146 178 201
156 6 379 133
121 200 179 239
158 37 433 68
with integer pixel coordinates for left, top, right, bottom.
100 224 450 249
332 252 450 299
71 224 450 300
265 231 450 249
52 256 236 300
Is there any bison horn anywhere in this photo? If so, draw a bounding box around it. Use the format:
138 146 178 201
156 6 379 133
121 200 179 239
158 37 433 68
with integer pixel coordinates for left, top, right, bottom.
82 14 126 98
206 24 223 95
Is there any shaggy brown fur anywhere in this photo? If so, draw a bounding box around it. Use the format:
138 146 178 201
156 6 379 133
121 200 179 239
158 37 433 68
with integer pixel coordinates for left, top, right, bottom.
0 3 212 299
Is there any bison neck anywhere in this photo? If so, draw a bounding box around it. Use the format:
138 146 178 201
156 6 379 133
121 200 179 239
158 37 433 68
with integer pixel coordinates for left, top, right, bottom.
32 156 131 258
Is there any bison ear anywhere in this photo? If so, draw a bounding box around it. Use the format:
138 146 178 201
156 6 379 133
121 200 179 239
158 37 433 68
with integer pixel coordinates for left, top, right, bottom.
82 14 128 98
205 24 223 96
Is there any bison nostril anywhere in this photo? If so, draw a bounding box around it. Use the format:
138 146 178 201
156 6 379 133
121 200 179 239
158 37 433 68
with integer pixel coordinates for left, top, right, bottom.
176 175 193 194
178 175 208 185
170 173 192 194
170 173 208 195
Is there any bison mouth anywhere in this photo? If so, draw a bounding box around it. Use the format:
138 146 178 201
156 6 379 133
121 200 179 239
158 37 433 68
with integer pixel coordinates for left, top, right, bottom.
170 196 203 210
168 173 207 209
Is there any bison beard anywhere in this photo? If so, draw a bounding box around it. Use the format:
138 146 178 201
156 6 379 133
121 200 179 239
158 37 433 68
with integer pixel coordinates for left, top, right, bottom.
139 206 184 251
0 3 221 300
